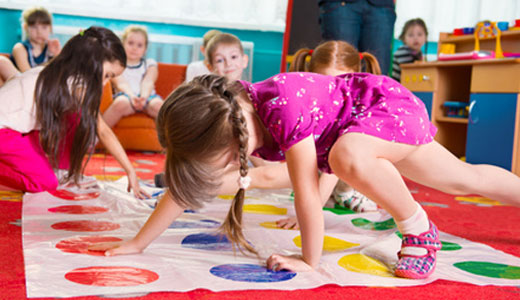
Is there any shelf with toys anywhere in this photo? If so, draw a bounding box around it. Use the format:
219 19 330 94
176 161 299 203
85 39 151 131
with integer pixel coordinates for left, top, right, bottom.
399 19 520 176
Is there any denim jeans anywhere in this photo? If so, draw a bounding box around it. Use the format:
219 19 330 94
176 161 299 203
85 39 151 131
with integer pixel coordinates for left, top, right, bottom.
319 0 396 75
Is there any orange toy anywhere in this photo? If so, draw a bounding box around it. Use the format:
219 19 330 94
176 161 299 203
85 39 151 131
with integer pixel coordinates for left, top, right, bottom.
99 63 187 152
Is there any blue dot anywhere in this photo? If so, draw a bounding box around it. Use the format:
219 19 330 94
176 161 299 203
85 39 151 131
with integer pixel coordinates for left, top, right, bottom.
183 209 196 213
169 219 220 229
210 264 297 282
181 233 233 251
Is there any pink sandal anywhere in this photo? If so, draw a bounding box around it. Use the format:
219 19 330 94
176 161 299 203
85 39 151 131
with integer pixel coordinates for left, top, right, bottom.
394 221 442 279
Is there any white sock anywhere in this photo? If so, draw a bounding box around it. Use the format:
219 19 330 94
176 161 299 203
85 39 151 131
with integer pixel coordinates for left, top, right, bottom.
396 202 430 256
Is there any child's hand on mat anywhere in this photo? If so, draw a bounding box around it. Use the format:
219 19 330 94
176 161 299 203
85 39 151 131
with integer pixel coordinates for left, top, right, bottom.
89 240 143 256
276 217 299 229
267 254 313 272
128 173 150 199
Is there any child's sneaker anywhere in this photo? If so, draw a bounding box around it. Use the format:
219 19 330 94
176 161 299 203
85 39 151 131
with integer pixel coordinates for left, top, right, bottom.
333 189 378 212
394 221 442 279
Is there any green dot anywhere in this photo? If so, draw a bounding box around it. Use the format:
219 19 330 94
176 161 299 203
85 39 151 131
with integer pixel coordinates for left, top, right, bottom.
323 204 355 215
440 241 462 251
351 218 396 230
454 261 520 279
395 231 462 251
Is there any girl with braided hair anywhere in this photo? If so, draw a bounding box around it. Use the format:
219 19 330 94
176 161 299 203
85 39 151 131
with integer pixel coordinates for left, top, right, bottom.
100 68 520 279
0 26 147 198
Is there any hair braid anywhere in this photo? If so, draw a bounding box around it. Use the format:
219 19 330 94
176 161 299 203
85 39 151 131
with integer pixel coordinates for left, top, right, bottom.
220 87 257 255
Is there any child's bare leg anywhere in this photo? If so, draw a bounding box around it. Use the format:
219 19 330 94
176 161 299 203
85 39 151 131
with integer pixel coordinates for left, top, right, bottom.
145 98 163 119
329 133 440 279
395 140 520 206
329 133 419 221
102 96 135 127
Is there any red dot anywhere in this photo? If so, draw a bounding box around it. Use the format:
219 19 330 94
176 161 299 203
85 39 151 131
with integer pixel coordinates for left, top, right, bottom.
48 205 108 214
49 189 100 200
65 266 159 286
51 220 120 232
56 236 123 256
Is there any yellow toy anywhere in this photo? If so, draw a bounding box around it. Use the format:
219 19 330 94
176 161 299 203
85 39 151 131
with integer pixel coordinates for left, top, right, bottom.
474 21 504 58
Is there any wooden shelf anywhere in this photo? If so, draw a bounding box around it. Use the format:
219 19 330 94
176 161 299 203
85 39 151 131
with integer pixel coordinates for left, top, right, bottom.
435 116 469 124
440 29 520 43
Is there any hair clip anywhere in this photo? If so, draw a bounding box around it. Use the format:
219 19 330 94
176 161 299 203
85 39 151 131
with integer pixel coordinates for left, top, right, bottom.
238 176 251 190
308 49 314 55
359 53 364 60
79 29 85 36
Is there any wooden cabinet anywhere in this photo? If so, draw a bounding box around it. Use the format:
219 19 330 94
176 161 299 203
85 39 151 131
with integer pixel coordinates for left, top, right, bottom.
401 59 520 176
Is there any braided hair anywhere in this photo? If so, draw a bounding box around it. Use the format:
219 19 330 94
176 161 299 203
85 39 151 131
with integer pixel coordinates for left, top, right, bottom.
157 74 256 254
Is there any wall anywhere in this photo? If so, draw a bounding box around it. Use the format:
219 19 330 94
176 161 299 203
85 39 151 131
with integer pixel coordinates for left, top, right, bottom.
0 7 284 82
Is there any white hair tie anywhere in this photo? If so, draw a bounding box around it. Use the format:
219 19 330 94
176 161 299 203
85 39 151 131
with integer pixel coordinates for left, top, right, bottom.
238 176 251 190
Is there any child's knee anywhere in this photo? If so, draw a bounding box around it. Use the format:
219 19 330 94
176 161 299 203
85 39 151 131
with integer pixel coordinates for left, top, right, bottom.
111 99 134 115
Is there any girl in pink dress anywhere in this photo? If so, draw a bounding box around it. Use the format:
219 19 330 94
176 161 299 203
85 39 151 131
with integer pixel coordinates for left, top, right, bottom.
98 69 520 280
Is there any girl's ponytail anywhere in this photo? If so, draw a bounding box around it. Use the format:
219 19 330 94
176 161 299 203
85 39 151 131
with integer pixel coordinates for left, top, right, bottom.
289 48 312 72
360 52 382 75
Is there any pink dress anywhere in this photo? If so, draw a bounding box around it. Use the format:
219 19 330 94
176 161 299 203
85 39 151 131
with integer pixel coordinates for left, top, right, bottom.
240 72 437 173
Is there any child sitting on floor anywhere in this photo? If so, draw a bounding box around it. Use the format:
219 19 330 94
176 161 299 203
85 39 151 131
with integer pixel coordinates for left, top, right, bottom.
102 25 163 128
10 6 61 72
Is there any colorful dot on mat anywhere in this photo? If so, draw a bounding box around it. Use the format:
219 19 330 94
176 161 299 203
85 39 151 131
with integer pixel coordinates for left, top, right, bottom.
48 205 108 214
243 204 287 215
293 235 360 252
48 189 100 201
455 196 504 206
51 220 120 232
395 232 462 251
65 266 159 286
259 221 297 230
338 253 394 277
169 219 220 229
56 236 122 256
351 218 396 230
323 204 355 215
454 261 520 279
210 264 296 282
181 233 234 251
93 174 122 181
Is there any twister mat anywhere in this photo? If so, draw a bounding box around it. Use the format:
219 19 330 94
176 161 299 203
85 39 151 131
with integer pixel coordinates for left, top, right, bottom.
22 179 520 298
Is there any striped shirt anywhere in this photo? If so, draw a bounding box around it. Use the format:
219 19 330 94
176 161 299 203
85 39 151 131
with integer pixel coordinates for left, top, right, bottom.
391 45 422 82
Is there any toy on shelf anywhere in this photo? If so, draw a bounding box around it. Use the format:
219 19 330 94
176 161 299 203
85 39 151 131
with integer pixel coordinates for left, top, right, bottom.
474 21 504 58
443 101 469 118
439 21 504 61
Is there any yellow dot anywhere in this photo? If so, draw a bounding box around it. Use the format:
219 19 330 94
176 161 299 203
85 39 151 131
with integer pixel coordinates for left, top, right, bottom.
455 196 503 206
217 195 257 201
243 204 287 215
259 221 297 230
338 253 394 277
293 235 360 252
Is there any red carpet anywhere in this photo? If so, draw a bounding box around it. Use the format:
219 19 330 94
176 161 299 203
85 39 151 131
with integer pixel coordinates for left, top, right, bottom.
1 151 520 299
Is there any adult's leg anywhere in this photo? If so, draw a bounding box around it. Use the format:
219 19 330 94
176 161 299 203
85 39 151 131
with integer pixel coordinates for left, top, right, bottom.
359 2 396 75
102 95 135 127
395 140 520 206
318 0 363 49
0 129 58 192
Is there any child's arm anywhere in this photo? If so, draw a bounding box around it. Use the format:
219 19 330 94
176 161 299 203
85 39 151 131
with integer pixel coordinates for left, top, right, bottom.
11 43 31 72
139 64 158 100
111 75 135 98
108 193 184 255
267 135 323 272
96 114 148 198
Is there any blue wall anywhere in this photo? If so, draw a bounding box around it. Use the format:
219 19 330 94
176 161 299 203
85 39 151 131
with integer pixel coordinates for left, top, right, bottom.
0 8 283 82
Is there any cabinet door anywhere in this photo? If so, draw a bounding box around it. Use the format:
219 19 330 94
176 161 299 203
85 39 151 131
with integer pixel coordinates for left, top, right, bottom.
412 92 433 120
466 93 517 170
